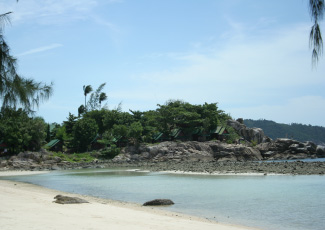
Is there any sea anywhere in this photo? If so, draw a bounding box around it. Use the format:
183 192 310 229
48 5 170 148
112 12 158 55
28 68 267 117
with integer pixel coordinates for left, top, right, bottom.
2 161 325 230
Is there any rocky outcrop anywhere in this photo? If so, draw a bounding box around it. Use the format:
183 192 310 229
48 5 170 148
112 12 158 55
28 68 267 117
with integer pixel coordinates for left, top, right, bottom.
1 149 62 171
227 119 271 144
112 141 263 163
1 140 324 172
256 138 320 160
0 150 106 171
54 195 89 204
143 199 174 206
113 137 323 163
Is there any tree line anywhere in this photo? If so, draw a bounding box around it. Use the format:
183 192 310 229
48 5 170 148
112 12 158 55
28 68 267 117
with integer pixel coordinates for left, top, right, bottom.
0 98 235 155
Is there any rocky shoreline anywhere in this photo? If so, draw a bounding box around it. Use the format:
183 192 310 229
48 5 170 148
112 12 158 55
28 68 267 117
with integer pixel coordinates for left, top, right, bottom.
0 149 324 175
1 125 325 175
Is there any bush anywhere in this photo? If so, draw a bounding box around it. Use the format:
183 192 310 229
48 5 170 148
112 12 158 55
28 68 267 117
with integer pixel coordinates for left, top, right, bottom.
100 145 120 159
52 152 95 163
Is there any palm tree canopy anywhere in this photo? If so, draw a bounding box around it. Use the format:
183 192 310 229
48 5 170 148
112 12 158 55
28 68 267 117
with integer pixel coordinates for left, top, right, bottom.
83 85 93 96
87 83 107 110
99 92 107 104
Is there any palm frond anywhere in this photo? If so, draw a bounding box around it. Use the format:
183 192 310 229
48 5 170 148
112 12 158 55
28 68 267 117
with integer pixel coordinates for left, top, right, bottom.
309 0 325 66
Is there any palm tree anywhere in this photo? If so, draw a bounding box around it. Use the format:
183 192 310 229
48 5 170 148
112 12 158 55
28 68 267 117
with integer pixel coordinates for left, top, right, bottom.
99 92 107 107
87 83 107 111
309 0 325 66
1 11 53 112
78 104 86 117
83 85 93 109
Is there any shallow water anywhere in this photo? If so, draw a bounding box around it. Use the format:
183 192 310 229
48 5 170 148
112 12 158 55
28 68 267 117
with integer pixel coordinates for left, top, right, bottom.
3 169 325 230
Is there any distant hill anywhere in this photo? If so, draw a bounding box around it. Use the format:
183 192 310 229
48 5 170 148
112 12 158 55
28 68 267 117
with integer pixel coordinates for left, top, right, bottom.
243 119 325 145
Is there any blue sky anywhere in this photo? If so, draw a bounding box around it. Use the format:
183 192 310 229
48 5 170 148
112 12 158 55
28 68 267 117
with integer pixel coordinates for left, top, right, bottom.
1 0 325 126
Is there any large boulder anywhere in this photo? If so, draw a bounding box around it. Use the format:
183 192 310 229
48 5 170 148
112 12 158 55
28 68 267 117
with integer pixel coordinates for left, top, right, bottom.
54 195 89 204
143 199 174 206
227 119 270 144
316 145 325 157
210 142 263 162
16 151 42 163
256 138 319 160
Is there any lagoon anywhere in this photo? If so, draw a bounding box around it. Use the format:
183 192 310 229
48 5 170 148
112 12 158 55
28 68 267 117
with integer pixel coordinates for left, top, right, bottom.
3 169 325 230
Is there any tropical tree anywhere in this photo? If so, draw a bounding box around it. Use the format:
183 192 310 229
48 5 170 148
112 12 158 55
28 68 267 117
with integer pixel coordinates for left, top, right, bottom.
83 85 93 109
87 83 107 111
78 104 86 117
309 0 325 65
99 92 107 107
0 108 47 154
72 117 98 152
1 11 53 113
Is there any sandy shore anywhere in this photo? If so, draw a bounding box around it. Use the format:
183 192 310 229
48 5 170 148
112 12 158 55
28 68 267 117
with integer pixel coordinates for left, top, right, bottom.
0 172 257 230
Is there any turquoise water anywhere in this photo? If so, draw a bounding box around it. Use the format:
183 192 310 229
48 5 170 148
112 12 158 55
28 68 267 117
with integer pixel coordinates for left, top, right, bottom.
3 169 325 230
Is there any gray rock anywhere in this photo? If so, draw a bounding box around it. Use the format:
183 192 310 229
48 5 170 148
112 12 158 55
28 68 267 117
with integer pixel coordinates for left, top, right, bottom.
227 119 270 144
316 145 325 157
54 195 89 204
143 199 174 206
51 164 61 170
17 151 41 163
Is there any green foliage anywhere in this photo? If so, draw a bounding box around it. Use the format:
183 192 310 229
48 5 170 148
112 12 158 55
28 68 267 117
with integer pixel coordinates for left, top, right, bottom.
55 126 68 142
72 117 98 152
78 105 86 117
87 83 107 111
156 100 230 136
46 123 51 142
63 113 77 136
1 12 53 113
244 119 325 144
83 109 107 134
128 121 143 144
83 85 93 109
52 152 95 163
112 124 128 138
225 126 241 144
0 108 46 154
99 145 120 159
60 99 233 153
250 140 258 147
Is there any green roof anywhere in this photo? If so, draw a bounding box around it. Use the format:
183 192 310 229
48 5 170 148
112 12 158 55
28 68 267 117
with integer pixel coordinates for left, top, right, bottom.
112 135 123 143
210 126 228 135
171 128 182 138
45 139 60 148
153 132 163 141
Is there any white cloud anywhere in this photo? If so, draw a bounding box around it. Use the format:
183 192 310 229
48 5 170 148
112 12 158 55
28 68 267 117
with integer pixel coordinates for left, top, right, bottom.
114 23 325 126
0 0 120 25
17 43 63 56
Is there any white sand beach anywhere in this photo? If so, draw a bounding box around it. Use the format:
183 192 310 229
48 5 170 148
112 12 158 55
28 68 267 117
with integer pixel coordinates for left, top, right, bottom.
0 171 257 230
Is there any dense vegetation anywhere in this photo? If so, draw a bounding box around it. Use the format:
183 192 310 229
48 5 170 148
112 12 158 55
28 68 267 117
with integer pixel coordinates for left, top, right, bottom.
244 119 325 145
0 108 47 153
0 99 236 155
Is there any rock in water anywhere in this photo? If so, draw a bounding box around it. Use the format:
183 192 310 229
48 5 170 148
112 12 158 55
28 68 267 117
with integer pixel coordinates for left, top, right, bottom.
143 199 174 206
54 195 89 204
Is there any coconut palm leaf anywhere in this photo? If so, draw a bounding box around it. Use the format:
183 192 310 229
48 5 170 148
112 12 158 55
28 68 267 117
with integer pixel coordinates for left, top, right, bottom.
99 92 107 106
